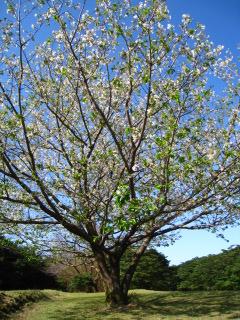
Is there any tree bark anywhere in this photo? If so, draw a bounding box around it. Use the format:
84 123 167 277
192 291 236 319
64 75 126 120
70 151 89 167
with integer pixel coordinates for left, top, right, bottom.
103 256 129 306
105 278 128 306
92 237 152 306
92 247 129 306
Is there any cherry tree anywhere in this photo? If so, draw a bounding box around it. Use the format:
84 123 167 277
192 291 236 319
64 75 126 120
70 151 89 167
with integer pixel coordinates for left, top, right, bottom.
0 0 240 305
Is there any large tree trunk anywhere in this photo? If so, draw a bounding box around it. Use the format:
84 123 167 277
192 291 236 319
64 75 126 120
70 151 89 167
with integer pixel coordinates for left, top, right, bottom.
104 255 129 306
92 247 129 306
92 237 152 306
105 277 128 306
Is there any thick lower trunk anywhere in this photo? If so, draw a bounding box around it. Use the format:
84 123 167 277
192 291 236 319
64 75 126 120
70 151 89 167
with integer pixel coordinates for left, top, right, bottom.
104 258 129 306
105 281 128 306
92 237 152 306
92 247 129 306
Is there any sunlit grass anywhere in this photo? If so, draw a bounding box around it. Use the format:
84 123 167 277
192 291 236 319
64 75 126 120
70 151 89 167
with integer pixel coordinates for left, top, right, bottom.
3 289 240 320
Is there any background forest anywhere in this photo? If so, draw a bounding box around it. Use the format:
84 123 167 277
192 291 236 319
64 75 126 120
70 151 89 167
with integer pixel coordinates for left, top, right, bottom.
1 237 239 292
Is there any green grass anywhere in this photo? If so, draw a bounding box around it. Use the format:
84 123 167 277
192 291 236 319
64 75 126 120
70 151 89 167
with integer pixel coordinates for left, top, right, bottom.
3 289 240 320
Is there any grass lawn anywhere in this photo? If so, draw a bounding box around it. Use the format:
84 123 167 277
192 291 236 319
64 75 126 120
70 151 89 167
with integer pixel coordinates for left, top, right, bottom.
3 289 240 320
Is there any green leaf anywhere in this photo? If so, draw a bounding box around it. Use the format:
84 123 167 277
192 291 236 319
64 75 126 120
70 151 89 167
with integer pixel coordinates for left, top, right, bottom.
102 224 114 234
7 4 15 14
177 127 190 139
116 24 123 36
115 185 130 208
53 15 60 22
157 197 165 205
116 218 132 231
46 37 52 45
161 39 170 53
73 172 81 180
90 112 97 121
112 77 122 88
171 92 180 103
128 199 140 213
82 97 88 103
155 184 164 191
178 156 185 164
155 137 167 147
167 68 175 75
61 67 68 76
112 3 118 11
125 127 132 135
141 7 151 16
142 74 150 84
225 150 235 158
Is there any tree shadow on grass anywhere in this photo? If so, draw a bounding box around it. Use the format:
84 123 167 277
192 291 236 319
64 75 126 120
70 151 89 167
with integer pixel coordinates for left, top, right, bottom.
128 291 240 318
37 291 240 320
47 309 124 320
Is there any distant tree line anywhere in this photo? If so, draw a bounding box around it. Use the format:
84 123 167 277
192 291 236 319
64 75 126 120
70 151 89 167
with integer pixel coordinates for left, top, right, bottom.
177 246 240 291
122 246 240 291
1 237 239 292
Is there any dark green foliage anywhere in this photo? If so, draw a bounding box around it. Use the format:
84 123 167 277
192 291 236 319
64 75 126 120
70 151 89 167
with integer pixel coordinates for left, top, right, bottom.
68 273 97 292
121 246 240 292
0 237 57 290
177 246 240 291
121 249 177 291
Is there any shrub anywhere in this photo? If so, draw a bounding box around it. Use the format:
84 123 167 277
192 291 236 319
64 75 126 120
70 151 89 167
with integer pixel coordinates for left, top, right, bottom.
68 273 96 292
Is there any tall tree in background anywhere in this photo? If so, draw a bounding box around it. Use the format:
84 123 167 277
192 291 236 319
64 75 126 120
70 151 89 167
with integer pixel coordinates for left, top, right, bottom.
121 248 176 291
0 0 239 305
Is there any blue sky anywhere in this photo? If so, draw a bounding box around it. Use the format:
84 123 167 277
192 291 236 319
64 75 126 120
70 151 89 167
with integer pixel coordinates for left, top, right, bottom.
160 0 240 265
168 0 240 56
